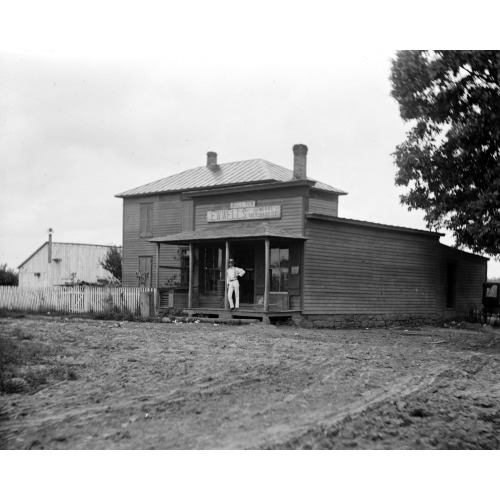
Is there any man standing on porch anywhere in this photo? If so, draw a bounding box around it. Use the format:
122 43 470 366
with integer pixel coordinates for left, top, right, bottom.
227 258 245 311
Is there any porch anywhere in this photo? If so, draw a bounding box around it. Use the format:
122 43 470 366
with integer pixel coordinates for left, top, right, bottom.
173 307 301 324
149 222 306 322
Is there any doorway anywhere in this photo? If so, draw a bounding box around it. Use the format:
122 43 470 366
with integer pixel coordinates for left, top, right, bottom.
230 243 255 305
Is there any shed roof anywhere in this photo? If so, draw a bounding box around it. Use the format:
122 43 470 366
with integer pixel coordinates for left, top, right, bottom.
149 222 306 245
116 158 346 198
306 213 445 238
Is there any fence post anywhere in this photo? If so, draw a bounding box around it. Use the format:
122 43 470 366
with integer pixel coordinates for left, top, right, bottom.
140 290 155 318
84 286 90 312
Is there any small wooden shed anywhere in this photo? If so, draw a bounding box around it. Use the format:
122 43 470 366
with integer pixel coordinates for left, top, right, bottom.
116 145 488 326
18 238 120 287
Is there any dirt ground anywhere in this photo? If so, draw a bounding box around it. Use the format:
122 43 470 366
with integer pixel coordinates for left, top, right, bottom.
1 315 499 450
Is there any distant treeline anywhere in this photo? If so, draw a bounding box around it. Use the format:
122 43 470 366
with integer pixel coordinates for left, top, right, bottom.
0 264 18 286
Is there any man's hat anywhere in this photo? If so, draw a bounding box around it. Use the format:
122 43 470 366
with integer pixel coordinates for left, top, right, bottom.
229 258 235 263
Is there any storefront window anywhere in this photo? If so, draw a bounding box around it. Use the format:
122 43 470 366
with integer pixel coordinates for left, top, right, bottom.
270 247 289 292
202 245 223 292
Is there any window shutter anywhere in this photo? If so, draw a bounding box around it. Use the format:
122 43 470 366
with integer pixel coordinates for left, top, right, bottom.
147 204 153 236
181 200 194 231
140 203 153 238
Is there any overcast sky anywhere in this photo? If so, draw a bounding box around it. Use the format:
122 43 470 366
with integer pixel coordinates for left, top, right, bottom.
1 1 499 277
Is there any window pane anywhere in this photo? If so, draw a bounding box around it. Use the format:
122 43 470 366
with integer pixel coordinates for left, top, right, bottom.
270 248 280 268
280 248 289 267
280 268 289 291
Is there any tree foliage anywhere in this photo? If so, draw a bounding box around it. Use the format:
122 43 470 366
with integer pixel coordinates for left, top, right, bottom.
390 50 500 256
99 246 122 283
0 263 18 286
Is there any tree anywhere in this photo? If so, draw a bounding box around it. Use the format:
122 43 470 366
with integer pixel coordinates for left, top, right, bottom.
99 246 122 283
390 50 500 256
0 263 18 286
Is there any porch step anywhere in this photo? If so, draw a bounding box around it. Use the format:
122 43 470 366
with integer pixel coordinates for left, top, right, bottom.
172 316 259 325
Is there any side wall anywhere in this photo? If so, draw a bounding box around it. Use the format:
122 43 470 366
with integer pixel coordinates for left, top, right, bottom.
308 190 339 217
122 194 182 287
303 218 442 316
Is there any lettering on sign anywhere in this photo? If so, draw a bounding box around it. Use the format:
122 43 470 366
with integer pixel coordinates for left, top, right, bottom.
230 200 255 209
207 205 282 222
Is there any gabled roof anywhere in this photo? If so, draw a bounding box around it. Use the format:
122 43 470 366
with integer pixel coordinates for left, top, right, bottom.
116 158 346 198
18 242 121 269
149 222 306 245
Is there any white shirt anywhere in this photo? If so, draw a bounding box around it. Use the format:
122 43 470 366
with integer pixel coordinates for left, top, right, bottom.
227 266 245 284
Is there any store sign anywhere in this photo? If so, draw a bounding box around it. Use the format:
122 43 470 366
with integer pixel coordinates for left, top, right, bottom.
207 205 282 222
230 200 255 209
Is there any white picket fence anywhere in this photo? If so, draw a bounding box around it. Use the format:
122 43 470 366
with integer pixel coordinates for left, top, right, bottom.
0 286 155 314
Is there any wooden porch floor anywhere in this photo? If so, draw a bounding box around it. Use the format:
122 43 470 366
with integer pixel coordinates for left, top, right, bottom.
175 307 301 324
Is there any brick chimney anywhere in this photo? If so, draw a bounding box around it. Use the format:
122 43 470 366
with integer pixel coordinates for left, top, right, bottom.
293 144 308 180
207 151 219 171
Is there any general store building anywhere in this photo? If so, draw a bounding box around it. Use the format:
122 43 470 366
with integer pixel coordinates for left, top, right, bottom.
116 145 487 326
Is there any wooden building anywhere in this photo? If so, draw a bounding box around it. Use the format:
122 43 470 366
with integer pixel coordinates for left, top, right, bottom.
18 233 119 287
117 145 488 326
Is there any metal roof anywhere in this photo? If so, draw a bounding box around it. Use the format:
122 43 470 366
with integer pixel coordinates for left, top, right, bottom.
116 158 346 197
306 213 445 237
17 242 121 269
149 222 307 245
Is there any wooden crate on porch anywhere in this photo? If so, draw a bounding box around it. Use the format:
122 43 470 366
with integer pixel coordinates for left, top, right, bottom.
254 292 289 311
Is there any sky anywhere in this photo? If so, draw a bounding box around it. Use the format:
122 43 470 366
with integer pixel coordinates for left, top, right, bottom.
1 1 499 277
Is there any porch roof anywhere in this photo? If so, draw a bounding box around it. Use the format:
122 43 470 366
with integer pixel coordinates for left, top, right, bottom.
149 222 307 245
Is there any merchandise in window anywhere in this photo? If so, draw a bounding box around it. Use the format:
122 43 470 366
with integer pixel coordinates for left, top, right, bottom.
270 247 289 292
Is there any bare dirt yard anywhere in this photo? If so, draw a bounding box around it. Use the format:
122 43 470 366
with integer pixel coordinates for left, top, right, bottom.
1 314 500 450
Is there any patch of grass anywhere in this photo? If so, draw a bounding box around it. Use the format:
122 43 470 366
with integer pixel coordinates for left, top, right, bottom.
24 366 50 388
0 309 26 318
12 326 34 341
0 331 78 394
0 335 19 366
0 307 166 323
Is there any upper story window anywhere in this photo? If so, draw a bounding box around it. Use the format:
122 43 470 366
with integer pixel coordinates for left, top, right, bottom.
140 203 153 238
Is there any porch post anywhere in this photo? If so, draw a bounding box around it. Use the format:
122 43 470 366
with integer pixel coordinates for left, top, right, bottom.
264 238 270 312
225 240 230 310
155 243 160 289
155 243 160 308
188 242 194 309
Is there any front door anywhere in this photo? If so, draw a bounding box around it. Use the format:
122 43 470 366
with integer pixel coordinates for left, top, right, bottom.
231 243 255 304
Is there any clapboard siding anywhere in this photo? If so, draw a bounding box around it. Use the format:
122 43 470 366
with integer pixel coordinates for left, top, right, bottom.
123 194 183 287
308 190 338 217
192 187 306 234
303 218 441 315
